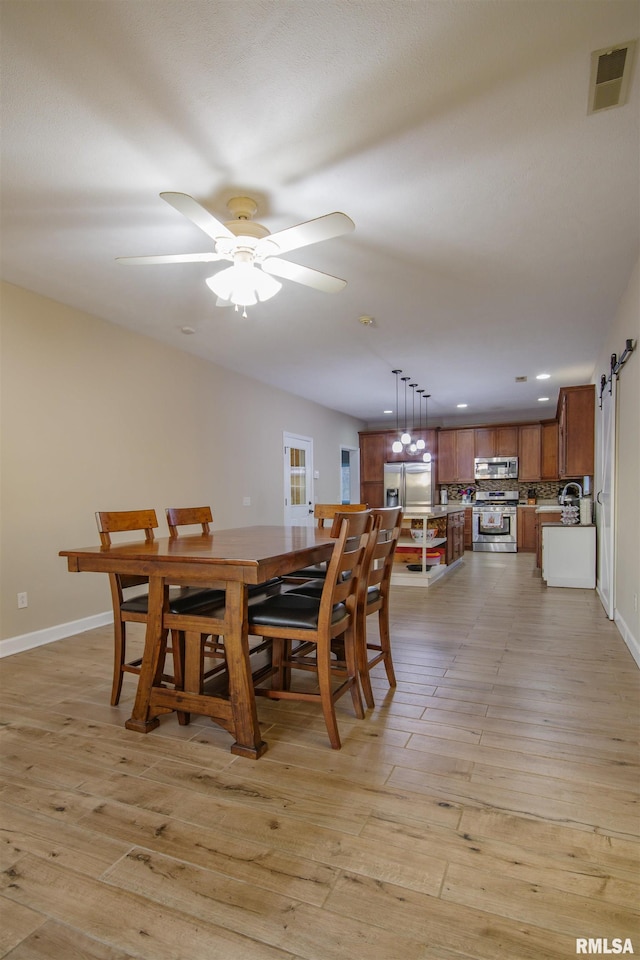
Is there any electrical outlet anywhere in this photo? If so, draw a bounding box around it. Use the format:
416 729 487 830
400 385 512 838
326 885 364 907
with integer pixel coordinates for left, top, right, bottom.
17 592 28 608
634 593 638 613
243 497 251 507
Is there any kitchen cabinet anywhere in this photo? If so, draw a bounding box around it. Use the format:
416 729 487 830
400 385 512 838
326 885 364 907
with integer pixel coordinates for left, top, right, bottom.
541 420 559 479
359 431 386 508
557 385 595 479
473 426 518 458
464 507 473 549
517 507 537 552
518 424 542 481
437 429 475 483
446 509 465 564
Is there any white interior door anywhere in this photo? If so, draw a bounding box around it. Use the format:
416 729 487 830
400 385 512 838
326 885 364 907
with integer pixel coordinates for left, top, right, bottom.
283 433 314 526
596 377 616 619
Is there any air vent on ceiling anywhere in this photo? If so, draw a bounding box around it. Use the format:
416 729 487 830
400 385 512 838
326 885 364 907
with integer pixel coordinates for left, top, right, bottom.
515 376 527 382
588 40 637 113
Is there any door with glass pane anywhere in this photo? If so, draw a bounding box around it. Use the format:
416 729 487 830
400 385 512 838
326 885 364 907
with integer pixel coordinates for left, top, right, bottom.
283 433 314 526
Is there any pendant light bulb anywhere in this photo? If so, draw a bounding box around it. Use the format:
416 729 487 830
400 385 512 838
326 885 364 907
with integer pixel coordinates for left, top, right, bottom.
392 440 403 453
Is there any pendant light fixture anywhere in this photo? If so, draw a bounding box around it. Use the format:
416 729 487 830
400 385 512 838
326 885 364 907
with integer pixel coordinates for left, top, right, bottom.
421 391 432 462
400 376 411 445
391 370 403 454
408 384 418 453
415 389 426 451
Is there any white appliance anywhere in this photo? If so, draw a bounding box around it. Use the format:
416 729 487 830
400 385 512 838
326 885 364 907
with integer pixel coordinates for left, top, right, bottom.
384 461 432 511
472 490 518 552
474 456 518 481
542 525 596 588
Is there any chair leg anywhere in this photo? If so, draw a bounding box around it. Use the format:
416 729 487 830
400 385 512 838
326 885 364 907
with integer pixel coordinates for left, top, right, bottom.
343 625 365 719
111 617 126 706
317 642 342 749
170 630 184 689
356 613 376 710
378 606 396 687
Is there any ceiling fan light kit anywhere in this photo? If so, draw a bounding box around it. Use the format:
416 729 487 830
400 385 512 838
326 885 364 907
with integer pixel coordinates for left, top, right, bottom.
117 192 354 313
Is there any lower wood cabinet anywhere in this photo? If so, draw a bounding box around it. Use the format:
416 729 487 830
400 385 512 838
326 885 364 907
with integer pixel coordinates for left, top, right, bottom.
446 510 465 564
464 508 473 549
517 507 537 552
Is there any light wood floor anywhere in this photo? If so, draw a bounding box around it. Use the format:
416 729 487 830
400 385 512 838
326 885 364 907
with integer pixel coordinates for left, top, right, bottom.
1 551 638 960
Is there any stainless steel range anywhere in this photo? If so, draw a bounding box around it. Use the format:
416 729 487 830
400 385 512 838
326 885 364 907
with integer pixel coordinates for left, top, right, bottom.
472 491 519 553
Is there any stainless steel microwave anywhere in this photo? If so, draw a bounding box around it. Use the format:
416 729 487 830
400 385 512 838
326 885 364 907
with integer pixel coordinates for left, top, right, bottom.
474 456 518 481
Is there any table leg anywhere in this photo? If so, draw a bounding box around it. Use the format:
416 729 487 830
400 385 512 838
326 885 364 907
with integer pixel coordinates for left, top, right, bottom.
224 581 268 759
125 575 167 733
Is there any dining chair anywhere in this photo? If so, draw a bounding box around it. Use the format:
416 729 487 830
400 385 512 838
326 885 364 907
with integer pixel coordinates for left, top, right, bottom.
284 502 368 582
163 506 283 716
354 506 403 708
287 506 402 708
246 510 376 749
96 508 226 706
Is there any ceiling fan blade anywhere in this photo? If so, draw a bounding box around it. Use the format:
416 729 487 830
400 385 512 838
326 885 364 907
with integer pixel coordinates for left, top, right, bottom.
262 257 347 293
260 211 354 256
160 192 235 242
116 252 222 265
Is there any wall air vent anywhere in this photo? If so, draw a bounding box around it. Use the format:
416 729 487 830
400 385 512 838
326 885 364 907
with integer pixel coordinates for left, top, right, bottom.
588 40 637 113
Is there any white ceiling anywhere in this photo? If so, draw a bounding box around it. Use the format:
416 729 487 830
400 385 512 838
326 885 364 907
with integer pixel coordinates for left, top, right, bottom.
2 1 639 426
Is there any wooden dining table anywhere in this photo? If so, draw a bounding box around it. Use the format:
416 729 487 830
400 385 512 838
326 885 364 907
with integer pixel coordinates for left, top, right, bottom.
60 525 334 758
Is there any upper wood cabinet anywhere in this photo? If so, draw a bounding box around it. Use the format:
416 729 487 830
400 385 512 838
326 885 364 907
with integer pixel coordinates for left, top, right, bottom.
541 420 559 480
557 385 595 478
474 426 518 457
518 424 542 481
438 428 475 483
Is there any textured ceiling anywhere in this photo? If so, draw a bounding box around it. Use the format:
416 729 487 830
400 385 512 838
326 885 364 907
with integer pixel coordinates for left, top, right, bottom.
1 0 639 426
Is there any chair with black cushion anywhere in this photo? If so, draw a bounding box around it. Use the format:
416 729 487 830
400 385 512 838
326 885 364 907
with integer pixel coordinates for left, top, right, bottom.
285 502 368 582
288 506 402 709
96 509 225 706
164 506 282 710
246 510 376 749
355 506 403 708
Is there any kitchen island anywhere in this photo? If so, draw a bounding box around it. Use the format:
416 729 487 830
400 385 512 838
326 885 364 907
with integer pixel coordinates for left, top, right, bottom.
392 506 466 587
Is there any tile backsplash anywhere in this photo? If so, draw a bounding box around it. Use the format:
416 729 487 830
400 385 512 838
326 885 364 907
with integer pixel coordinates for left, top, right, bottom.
441 479 587 502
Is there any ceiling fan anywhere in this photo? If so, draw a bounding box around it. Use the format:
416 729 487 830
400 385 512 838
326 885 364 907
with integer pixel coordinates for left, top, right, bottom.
117 192 355 312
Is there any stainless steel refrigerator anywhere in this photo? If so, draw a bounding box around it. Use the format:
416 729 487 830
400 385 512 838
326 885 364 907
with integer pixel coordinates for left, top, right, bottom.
383 461 432 511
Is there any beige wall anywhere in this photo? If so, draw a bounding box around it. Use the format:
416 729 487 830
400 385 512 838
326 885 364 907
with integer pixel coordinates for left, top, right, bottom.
593 256 639 663
0 282 364 644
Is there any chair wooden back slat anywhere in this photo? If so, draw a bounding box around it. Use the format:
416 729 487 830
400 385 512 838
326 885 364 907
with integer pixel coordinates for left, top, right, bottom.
315 502 367 528
166 506 213 537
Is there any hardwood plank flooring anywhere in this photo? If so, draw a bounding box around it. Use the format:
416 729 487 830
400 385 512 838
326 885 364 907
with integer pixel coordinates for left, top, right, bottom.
1 551 638 959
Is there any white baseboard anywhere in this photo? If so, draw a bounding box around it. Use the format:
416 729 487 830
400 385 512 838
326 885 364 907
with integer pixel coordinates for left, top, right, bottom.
614 609 640 669
0 611 113 658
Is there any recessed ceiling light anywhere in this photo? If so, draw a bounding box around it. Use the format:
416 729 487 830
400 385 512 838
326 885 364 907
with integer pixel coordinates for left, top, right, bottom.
536 373 551 380
538 396 550 402
457 403 468 408
383 409 393 415
181 326 196 334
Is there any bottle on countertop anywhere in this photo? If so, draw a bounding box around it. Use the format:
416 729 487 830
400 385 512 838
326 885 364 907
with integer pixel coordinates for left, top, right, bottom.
440 489 448 505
